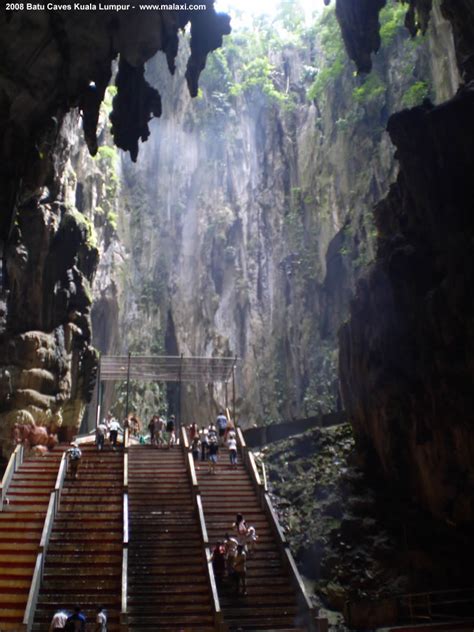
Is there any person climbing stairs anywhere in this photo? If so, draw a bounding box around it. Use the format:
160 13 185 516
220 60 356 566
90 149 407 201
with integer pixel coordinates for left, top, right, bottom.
195 439 307 631
127 443 215 630
0 446 62 631
32 444 123 630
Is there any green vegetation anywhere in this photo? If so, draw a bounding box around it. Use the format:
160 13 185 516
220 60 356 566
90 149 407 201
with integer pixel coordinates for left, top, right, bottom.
379 2 406 47
63 208 98 250
230 57 288 104
402 80 430 107
352 73 386 104
307 6 345 102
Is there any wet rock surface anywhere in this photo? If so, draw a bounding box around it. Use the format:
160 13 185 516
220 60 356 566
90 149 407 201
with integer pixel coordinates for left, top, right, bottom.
263 424 474 621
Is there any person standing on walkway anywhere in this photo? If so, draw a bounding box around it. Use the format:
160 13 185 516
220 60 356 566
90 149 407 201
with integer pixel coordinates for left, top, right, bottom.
200 428 209 462
148 416 157 446
65 606 86 631
95 421 107 451
216 411 227 446
167 415 176 447
224 532 238 576
95 606 107 631
189 422 198 441
232 545 247 595
191 434 200 462
227 432 238 468
211 541 226 588
49 610 68 630
208 435 219 474
66 442 82 480
233 513 248 546
108 417 121 449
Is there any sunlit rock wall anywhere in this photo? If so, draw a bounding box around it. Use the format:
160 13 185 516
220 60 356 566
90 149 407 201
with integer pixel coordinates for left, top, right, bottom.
108 8 456 426
0 6 229 456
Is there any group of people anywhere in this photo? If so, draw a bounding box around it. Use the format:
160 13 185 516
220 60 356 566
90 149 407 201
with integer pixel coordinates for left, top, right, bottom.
147 414 176 447
49 605 106 631
188 412 238 473
211 513 258 596
95 412 122 450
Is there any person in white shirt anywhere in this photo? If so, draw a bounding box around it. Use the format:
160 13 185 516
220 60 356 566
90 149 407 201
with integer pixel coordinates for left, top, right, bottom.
108 418 121 448
49 610 68 630
96 422 107 451
95 606 107 631
227 434 238 468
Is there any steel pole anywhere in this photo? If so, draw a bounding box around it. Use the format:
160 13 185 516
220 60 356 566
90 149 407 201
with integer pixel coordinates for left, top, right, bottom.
125 352 132 419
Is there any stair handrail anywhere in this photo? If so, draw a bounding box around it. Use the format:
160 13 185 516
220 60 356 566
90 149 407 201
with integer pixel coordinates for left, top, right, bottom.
23 552 44 632
0 443 24 510
181 427 225 631
253 453 268 493
236 429 326 632
121 428 129 629
23 449 66 631
54 451 67 513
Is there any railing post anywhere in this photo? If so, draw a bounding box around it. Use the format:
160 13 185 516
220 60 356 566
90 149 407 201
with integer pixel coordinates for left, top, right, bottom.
121 429 129 630
23 450 66 631
182 427 225 631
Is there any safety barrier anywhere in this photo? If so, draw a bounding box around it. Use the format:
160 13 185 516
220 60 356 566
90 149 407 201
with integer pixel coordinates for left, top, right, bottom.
22 450 67 631
0 443 24 510
345 586 474 629
236 427 328 632
181 427 226 631
121 428 129 630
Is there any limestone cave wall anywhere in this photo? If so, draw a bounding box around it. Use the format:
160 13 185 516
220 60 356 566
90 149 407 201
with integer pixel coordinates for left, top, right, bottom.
337 0 474 525
99 4 458 427
0 5 229 457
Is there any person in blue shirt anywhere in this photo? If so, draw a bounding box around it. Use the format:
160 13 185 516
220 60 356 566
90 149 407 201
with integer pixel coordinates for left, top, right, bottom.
66 606 86 631
216 411 227 445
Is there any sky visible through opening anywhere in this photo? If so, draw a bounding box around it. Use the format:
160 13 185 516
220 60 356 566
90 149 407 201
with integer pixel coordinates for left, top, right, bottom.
215 0 327 26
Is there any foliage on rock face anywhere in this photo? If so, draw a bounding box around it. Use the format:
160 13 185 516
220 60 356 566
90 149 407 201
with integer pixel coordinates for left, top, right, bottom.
402 79 430 106
307 7 346 102
379 2 407 47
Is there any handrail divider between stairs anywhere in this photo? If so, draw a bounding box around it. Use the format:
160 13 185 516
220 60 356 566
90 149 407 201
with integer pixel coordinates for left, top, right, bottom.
0 443 24 510
237 428 328 632
121 428 129 629
181 427 226 631
23 449 67 631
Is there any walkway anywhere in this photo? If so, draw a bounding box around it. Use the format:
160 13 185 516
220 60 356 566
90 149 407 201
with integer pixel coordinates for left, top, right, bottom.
0 447 62 631
32 445 123 630
195 441 306 631
127 443 215 630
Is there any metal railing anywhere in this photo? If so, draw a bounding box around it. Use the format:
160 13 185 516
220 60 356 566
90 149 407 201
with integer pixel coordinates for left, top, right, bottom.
345 587 474 628
181 427 226 631
121 428 129 630
0 443 24 510
236 429 328 632
22 450 67 631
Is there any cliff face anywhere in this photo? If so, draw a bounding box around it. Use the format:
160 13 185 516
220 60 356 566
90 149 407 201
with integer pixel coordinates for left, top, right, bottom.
338 0 474 525
0 6 229 456
103 5 455 426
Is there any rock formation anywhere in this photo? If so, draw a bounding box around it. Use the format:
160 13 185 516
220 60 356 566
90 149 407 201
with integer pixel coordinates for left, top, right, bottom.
338 0 474 525
0 5 230 457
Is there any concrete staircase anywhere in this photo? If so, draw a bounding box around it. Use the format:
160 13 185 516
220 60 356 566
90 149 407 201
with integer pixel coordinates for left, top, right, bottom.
196 444 306 631
0 447 62 631
32 444 123 631
127 444 215 631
